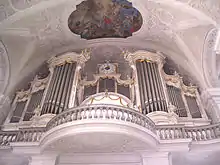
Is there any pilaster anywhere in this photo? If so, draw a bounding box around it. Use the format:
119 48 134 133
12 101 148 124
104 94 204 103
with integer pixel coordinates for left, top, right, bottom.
201 88 220 123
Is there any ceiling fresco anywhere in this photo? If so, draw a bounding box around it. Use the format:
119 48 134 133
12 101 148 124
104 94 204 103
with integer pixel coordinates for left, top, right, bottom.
68 0 143 39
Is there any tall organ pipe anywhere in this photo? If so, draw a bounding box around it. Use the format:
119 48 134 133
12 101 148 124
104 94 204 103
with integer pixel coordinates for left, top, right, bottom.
150 63 161 111
41 62 76 115
55 63 69 114
47 66 62 113
65 63 75 109
152 63 163 111
60 63 71 111
154 64 167 112
148 62 160 111
137 62 147 114
50 65 63 113
141 62 152 113
136 60 167 114
41 67 58 114
144 62 156 111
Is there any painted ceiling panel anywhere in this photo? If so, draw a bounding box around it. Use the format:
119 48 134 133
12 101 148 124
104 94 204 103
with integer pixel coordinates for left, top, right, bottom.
68 0 143 39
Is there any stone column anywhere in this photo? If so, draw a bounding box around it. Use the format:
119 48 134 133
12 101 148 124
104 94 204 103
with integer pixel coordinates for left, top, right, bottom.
141 152 172 165
0 94 11 125
201 88 220 123
29 154 57 165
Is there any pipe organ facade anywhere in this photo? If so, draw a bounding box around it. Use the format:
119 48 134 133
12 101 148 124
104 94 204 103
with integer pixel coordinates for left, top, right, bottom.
5 50 209 127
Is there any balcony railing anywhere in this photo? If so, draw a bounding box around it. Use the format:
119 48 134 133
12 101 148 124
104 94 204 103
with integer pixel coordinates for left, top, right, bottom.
47 104 156 132
156 124 220 141
1 105 220 147
0 127 46 146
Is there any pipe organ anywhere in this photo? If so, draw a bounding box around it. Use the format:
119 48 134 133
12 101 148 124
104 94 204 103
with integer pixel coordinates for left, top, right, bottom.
6 50 208 126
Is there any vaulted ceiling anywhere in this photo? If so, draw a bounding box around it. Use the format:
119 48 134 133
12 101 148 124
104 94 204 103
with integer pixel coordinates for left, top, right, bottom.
0 0 219 95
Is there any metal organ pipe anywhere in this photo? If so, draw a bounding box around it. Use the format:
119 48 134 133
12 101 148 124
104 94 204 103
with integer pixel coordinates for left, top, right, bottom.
60 63 70 111
41 66 59 114
152 63 163 111
142 61 152 113
136 60 168 114
166 85 187 117
55 63 69 114
154 64 167 112
150 63 161 111
65 63 76 109
41 62 76 115
147 62 158 111
136 62 147 114
50 65 63 113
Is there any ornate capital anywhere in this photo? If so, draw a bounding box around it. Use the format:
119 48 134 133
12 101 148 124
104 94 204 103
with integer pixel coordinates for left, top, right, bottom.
123 50 165 68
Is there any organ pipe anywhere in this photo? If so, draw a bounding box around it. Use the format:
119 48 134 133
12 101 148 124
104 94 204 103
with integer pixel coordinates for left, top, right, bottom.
23 89 44 121
136 60 168 114
185 95 201 118
136 62 147 114
42 51 90 114
167 85 187 117
41 62 76 115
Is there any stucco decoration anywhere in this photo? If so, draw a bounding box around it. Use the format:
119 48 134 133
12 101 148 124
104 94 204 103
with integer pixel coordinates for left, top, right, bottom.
11 0 42 10
68 0 143 39
188 0 220 24
0 0 15 22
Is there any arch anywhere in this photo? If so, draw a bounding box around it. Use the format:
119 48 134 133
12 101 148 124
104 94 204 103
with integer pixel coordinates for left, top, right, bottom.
0 40 9 94
202 28 218 87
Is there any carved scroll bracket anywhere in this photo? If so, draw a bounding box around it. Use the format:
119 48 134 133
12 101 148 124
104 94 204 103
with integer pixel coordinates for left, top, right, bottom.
16 90 30 102
163 71 182 89
30 75 49 93
182 83 197 97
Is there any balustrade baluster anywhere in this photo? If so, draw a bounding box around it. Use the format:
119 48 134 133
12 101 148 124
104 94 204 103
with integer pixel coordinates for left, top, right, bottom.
88 107 92 119
157 129 162 139
121 109 125 120
173 128 177 139
77 109 82 120
162 129 166 140
106 107 110 119
99 107 103 118
206 129 211 140
216 126 220 138
115 108 120 119
110 107 114 119
203 129 207 140
94 107 98 118
210 127 215 139
126 111 131 122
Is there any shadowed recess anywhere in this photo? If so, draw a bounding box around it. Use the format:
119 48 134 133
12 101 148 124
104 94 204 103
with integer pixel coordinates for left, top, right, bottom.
68 0 143 39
